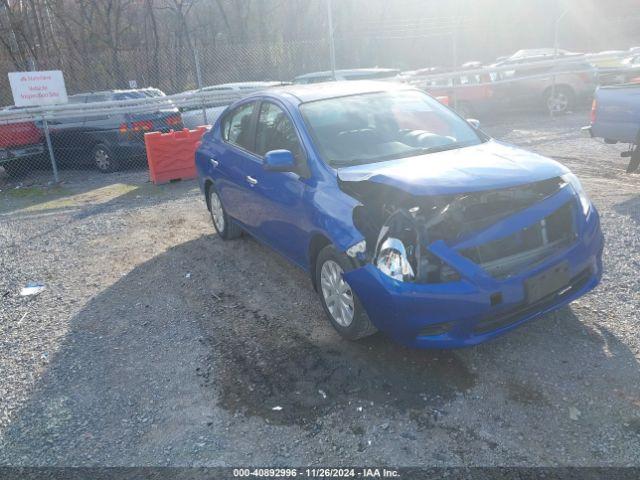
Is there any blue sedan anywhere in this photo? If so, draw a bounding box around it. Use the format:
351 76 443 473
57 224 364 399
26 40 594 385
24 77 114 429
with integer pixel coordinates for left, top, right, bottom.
195 81 603 348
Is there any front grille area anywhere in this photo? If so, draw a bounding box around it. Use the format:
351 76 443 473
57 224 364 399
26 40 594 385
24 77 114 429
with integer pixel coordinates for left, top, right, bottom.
473 266 592 335
459 202 576 279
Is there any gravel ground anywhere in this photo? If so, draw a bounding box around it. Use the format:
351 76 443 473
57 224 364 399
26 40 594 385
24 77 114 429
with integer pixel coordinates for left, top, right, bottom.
0 111 638 466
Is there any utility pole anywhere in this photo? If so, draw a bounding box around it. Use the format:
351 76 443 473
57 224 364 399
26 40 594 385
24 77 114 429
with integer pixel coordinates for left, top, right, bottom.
327 0 336 80
550 8 569 116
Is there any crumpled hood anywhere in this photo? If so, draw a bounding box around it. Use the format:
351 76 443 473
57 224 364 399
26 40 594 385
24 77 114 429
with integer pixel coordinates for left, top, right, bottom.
337 140 569 196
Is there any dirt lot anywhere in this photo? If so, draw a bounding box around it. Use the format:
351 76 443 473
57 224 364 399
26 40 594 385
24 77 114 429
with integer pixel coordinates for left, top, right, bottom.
0 112 639 466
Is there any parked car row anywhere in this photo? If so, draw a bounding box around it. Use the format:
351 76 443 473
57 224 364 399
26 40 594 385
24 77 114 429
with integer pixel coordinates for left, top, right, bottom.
2 46 638 178
0 88 183 177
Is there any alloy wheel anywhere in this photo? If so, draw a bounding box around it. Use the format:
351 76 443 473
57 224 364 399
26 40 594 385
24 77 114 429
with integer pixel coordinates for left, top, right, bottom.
547 92 569 113
320 260 355 327
95 148 111 171
209 190 225 233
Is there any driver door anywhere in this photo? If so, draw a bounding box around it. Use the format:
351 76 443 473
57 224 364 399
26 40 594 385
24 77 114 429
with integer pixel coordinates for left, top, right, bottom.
248 100 310 267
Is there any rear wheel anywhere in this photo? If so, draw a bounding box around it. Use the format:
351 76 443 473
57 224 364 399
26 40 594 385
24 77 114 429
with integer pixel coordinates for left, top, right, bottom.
208 186 242 240
545 86 575 114
315 245 376 340
93 144 120 173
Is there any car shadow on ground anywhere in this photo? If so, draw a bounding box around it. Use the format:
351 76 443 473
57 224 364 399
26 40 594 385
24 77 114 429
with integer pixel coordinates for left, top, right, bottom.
1 233 639 464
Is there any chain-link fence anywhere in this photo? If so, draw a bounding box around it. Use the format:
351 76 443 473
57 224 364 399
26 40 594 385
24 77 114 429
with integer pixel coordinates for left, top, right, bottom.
0 37 331 184
0 10 639 185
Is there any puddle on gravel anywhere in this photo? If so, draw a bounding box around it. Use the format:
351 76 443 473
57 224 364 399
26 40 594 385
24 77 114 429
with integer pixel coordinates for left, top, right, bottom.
198 292 476 427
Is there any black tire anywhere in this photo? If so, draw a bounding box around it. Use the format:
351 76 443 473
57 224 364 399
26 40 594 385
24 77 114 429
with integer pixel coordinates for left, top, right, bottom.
207 185 242 240
544 86 575 114
2 161 29 178
92 143 120 173
315 245 377 340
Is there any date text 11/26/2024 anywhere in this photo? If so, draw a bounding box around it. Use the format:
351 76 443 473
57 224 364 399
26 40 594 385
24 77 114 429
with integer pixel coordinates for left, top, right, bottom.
232 468 400 478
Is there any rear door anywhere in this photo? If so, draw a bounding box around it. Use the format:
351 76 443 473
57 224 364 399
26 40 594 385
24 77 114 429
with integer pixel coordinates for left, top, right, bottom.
211 100 262 228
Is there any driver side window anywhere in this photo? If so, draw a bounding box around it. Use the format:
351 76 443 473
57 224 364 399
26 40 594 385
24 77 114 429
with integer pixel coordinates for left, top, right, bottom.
255 102 304 163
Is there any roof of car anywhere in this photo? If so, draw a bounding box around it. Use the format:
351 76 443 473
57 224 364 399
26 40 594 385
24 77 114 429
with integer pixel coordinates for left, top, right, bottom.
264 80 411 103
294 68 400 81
201 81 287 91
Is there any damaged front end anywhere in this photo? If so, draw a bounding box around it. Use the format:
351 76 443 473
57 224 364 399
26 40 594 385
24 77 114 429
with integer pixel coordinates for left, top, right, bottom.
338 175 603 347
343 175 573 283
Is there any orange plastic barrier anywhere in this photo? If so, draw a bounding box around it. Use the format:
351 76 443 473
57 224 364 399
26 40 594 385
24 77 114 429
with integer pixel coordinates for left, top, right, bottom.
144 127 207 184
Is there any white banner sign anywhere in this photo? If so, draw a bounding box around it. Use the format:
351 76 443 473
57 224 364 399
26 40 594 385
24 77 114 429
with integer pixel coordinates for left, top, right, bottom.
8 70 68 107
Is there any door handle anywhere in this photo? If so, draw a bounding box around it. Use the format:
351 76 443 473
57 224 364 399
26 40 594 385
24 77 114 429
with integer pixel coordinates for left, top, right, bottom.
245 175 258 186
209 158 219 167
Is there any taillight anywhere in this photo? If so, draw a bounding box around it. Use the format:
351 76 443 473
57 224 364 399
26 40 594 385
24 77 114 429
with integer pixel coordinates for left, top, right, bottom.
590 99 597 124
119 123 128 134
132 120 153 132
436 95 449 106
166 115 182 126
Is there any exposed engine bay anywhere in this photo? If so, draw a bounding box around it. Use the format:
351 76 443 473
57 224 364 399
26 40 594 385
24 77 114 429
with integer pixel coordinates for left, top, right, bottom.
340 176 576 283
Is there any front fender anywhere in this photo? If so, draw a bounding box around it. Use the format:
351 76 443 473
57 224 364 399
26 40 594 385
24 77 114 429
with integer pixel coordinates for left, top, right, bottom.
309 185 364 252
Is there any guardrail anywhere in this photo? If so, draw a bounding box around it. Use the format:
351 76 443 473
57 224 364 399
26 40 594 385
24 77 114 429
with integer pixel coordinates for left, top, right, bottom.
0 90 250 124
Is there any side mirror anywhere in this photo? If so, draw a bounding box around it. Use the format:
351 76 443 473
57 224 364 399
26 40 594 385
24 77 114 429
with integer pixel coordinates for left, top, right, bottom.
467 118 481 129
264 149 296 172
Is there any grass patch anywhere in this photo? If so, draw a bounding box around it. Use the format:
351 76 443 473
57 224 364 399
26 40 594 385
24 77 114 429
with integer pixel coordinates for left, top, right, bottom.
4 185 71 199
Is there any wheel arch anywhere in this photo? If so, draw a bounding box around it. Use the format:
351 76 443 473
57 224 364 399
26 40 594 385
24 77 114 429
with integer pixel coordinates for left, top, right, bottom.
204 178 214 211
542 83 575 99
308 233 332 291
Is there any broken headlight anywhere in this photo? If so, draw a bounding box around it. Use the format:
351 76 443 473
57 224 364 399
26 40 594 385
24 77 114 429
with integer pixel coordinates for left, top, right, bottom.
375 237 415 282
562 173 591 216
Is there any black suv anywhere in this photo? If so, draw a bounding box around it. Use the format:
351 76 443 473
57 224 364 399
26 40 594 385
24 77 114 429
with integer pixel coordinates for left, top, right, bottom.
48 88 183 172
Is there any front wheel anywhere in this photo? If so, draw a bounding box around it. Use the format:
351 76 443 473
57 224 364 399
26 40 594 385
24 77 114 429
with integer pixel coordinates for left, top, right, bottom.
2 161 29 178
315 245 377 340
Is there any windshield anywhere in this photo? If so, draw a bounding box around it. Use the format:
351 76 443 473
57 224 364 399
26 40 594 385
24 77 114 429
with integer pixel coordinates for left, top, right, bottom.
300 90 484 167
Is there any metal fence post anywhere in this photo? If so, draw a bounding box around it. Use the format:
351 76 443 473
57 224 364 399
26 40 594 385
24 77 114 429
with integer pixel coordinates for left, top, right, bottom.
551 9 570 117
452 27 458 112
327 0 336 80
41 116 59 183
193 46 208 125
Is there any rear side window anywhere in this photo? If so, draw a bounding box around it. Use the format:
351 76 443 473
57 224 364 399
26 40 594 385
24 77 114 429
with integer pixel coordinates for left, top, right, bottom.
221 102 256 151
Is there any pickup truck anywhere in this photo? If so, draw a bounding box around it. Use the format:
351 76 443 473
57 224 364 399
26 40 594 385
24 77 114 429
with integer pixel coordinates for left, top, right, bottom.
587 83 640 172
0 119 45 177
